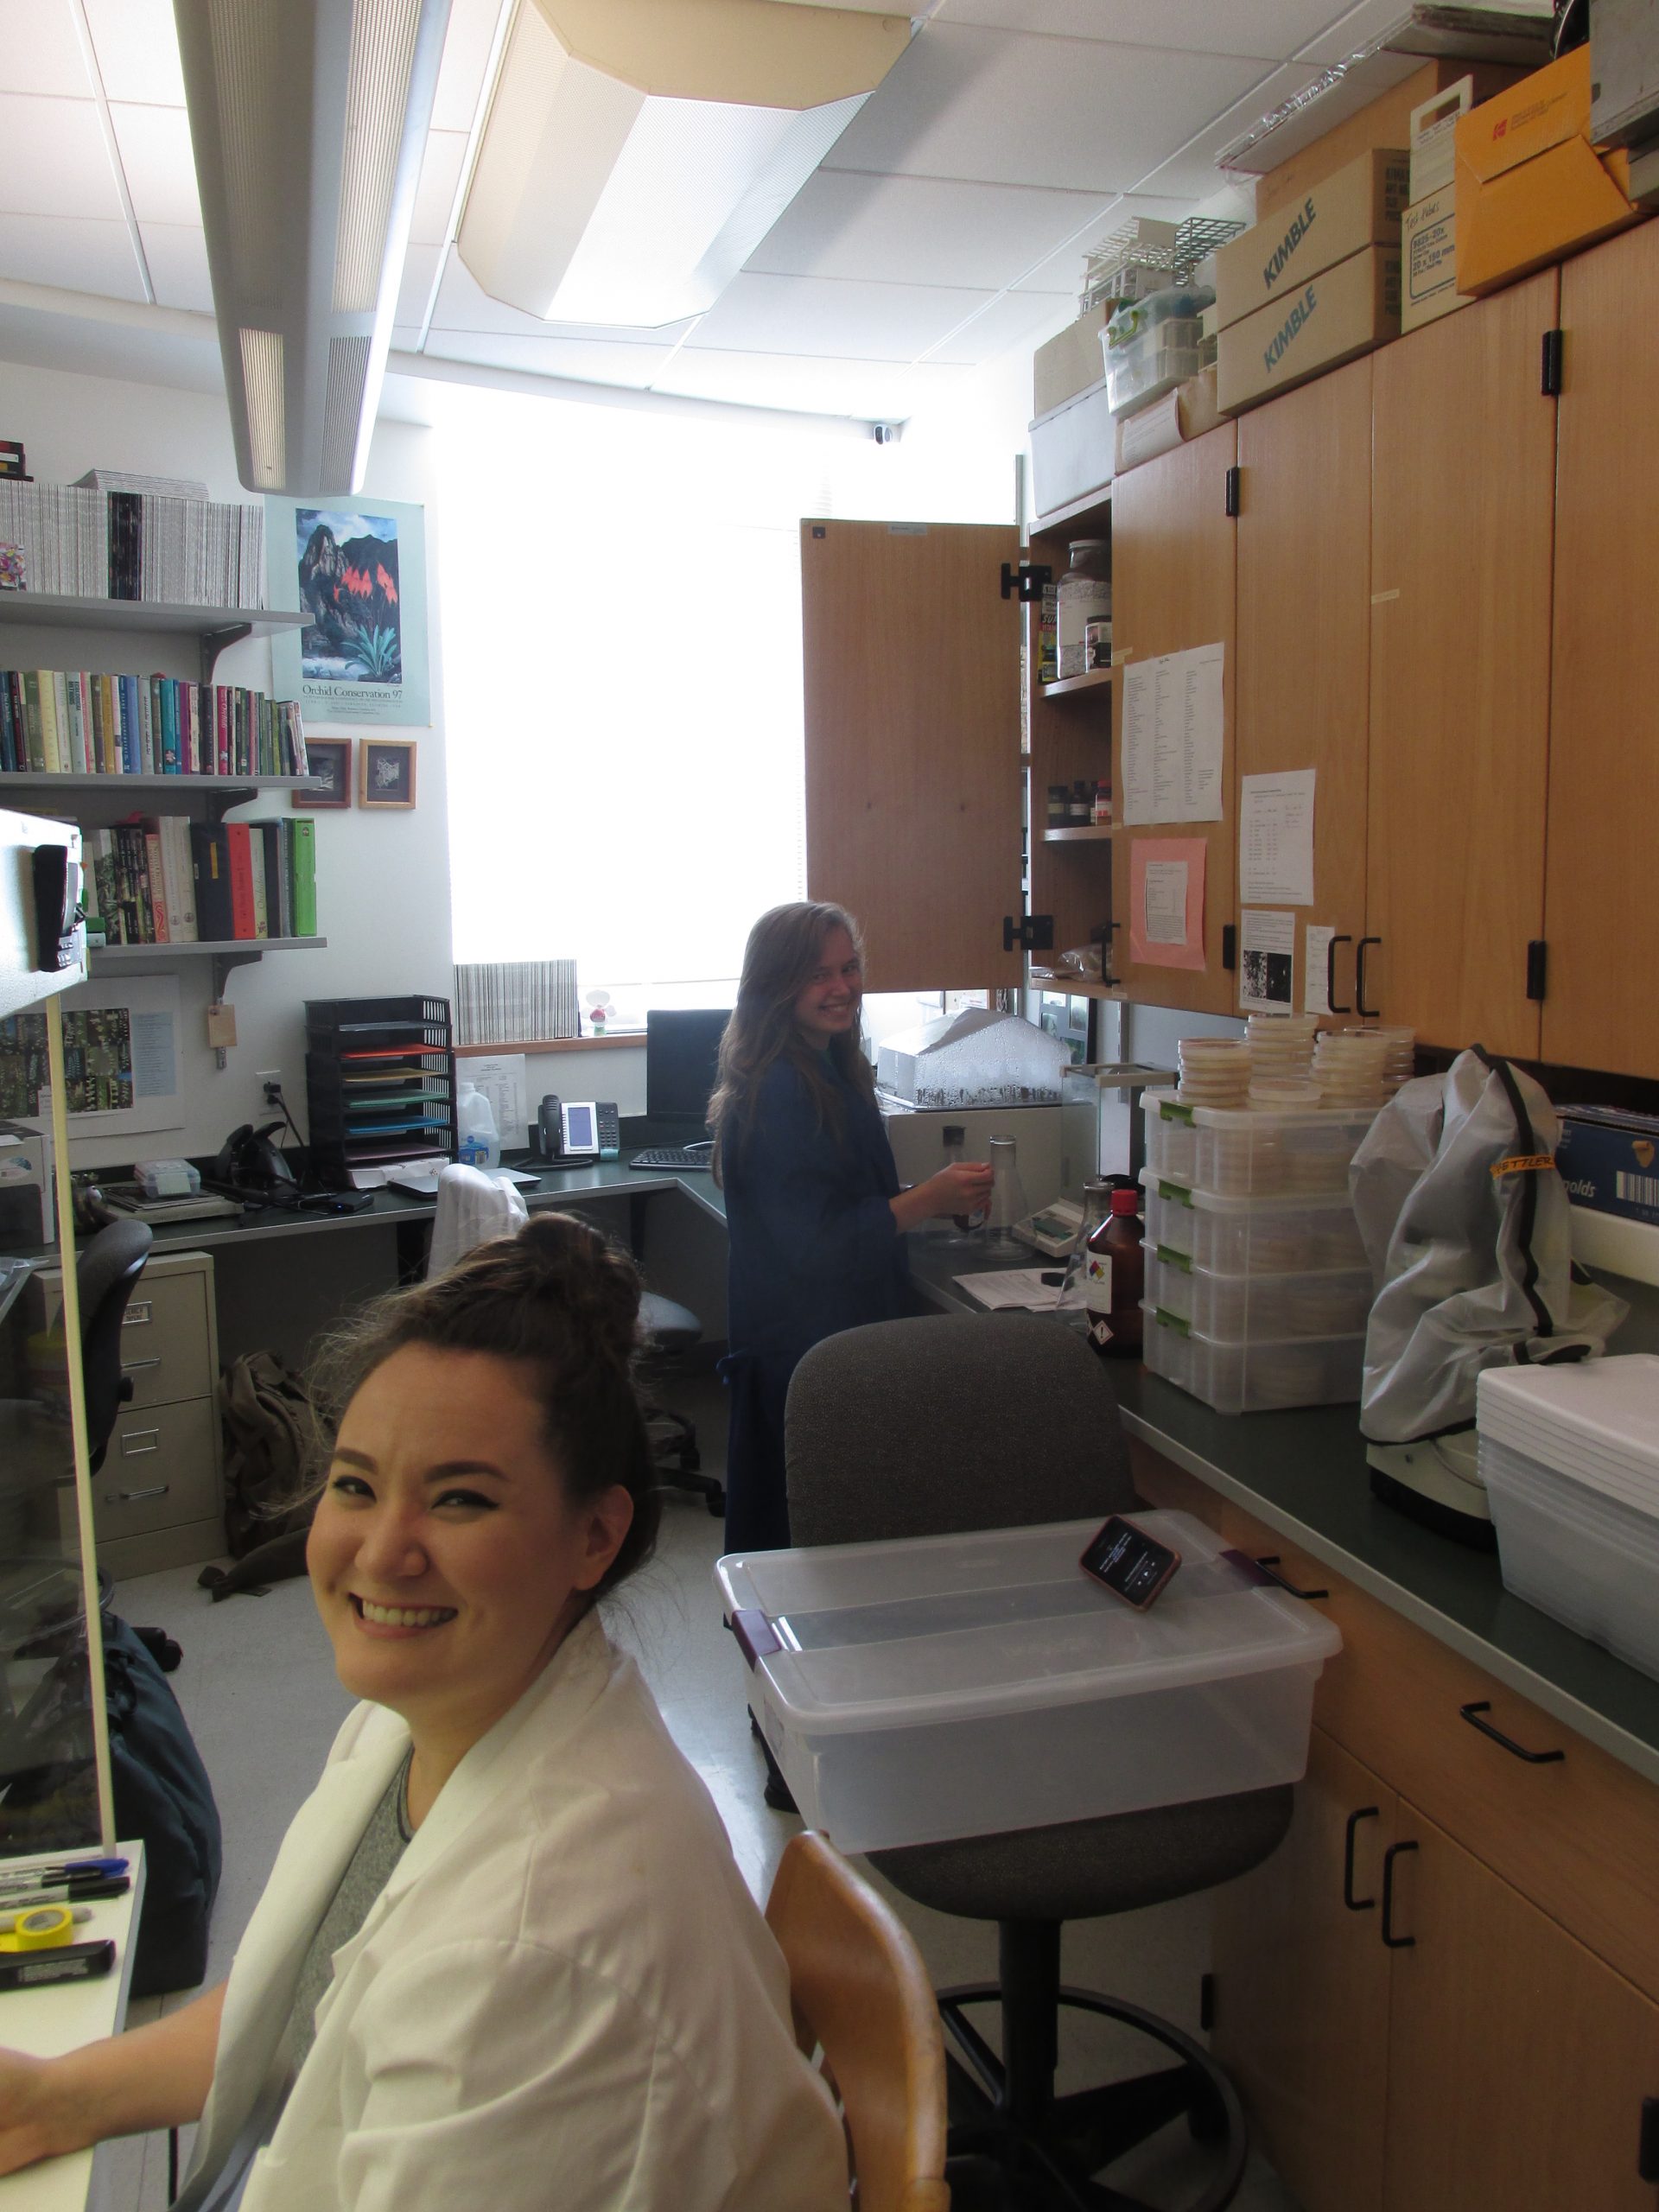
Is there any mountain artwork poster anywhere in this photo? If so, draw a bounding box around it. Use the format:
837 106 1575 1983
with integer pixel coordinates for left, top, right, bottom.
265 494 430 727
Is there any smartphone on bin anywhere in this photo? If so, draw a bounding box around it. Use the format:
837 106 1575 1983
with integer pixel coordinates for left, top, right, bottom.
1079 1515 1181 1611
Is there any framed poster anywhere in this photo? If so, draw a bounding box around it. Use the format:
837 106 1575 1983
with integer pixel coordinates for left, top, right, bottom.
265 495 430 727
0 973 184 1144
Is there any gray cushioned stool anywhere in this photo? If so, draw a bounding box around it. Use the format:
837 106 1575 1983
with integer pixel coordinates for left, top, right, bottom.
639 1290 723 1516
785 1312 1292 2212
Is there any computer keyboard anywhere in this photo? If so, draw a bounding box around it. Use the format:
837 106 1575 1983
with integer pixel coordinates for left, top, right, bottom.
629 1146 715 1172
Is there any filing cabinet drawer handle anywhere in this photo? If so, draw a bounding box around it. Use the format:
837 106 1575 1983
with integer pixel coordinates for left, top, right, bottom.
116 1485 169 1504
120 1357 162 1374
119 1429 161 1456
121 1304 153 1328
1381 1840 1418 1948
1459 1700 1565 1764
1255 1556 1330 1602
1343 1807 1380 1911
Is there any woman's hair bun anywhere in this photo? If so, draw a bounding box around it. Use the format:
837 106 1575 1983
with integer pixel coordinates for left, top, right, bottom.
516 1212 642 1368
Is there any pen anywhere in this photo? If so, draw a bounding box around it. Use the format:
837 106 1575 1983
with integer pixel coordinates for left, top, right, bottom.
0 1858 128 1889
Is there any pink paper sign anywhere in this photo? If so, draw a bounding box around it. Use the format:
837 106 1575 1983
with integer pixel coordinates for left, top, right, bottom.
1128 836 1208 970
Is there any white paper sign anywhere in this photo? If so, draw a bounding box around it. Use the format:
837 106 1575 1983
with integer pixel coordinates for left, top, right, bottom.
1122 643 1225 824
465 1053 529 1150
1239 768 1316 906
1239 908 1296 1013
1304 925 1336 1014
1143 860 1191 944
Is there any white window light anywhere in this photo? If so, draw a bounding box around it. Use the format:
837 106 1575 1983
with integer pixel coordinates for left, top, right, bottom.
459 0 912 329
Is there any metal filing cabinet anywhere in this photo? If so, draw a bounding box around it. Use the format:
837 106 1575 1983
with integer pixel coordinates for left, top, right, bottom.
40 1248 225 1577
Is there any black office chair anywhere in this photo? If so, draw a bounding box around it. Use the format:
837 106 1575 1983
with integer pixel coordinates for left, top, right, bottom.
639 1290 724 1516
785 1313 1293 2212
77 1217 154 1472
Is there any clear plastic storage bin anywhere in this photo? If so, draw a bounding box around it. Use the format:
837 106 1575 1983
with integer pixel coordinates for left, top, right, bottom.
1142 1090 1377 1197
1141 1171 1369 1275
1479 1433 1659 1682
1144 1249 1375 1340
715 1513 1340 1852
1142 1309 1365 1413
1104 320 1203 416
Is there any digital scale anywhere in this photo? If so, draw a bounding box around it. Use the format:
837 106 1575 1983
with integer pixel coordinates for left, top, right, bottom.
1013 1198 1084 1259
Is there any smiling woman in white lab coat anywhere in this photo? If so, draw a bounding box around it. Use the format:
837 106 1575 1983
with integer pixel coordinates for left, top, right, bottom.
0 1216 848 2212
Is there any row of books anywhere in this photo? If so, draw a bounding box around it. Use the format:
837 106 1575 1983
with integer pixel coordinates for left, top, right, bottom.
0 477 265 606
0 670 308 779
88 819 318 947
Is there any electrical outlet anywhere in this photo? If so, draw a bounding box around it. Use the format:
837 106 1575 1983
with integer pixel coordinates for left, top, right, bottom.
257 1068 283 1108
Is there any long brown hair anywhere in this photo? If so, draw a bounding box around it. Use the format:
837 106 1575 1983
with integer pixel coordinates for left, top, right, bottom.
709 901 875 1183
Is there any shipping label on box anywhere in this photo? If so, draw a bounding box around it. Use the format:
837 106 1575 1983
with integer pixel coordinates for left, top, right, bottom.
1556 1109 1659 1227
1409 76 1474 203
1214 148 1409 330
1402 187 1474 332
1217 245 1401 415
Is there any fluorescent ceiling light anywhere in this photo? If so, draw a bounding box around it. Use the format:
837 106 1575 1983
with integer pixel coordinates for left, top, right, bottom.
460 0 912 329
175 0 452 493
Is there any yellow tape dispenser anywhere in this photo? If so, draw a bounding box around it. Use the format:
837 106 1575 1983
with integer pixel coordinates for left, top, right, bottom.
0 1905 74 1952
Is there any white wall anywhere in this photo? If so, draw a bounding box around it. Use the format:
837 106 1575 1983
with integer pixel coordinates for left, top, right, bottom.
1 359 452 1167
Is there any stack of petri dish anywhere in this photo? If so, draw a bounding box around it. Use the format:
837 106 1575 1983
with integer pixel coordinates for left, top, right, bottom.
1338 1023 1416 1094
1313 1029 1389 1108
1177 1036 1252 1108
1245 1014 1319 1092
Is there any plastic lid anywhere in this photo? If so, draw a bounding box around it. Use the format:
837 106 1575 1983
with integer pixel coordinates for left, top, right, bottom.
1478 1357 1659 1481
1110 1188 1140 1215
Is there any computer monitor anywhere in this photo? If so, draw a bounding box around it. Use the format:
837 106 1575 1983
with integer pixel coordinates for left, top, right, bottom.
645 1009 729 1129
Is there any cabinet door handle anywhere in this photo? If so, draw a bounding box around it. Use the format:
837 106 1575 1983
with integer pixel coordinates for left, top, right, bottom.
115 1484 170 1504
119 1429 160 1456
1459 1700 1565 1765
1381 1840 1418 1948
1327 933 1352 1015
1255 1556 1330 1601
1343 1807 1380 1911
1356 937 1382 1019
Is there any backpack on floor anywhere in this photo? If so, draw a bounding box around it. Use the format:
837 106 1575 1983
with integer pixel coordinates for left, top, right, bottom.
219 1351 319 1560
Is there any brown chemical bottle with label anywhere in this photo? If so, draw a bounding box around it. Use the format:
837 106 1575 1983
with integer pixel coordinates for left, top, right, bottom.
1085 1186 1144 1359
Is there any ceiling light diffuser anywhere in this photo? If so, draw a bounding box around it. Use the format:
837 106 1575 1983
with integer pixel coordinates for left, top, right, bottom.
459 0 912 329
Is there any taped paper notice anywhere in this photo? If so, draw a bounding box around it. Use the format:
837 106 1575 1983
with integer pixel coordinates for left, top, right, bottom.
1240 769 1315 906
1239 909 1296 1013
1122 644 1225 824
465 1053 528 1150
1304 925 1336 1014
1128 837 1207 970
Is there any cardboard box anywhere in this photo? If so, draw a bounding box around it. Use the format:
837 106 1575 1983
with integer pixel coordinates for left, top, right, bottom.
1255 60 1525 220
1556 1109 1659 1229
1409 75 1473 202
1214 149 1409 331
1217 245 1401 416
1113 369 1221 475
1402 186 1475 332
1454 46 1639 295
1033 307 1110 416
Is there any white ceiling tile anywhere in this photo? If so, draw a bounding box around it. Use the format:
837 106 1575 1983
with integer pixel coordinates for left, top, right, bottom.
397 242 446 329
0 3 92 97
1134 61 1331 200
0 298 222 393
921 287 1075 366
423 328 671 387
690 272 1001 363
431 0 506 133
140 220 213 313
827 23 1284 194
938 2 1357 63
747 170 1116 292
431 251 696 344
653 346 963 420
0 212 146 302
108 102 201 226
0 94 124 219
83 0 185 104
410 131 467 247
391 323 427 351
1009 192 1201 295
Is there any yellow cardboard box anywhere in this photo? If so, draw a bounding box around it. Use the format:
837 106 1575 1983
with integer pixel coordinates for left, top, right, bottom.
1214 148 1408 330
1454 46 1638 295
1402 188 1474 333
1217 245 1401 416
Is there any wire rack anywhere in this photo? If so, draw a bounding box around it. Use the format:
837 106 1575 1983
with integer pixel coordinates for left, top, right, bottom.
1079 216 1247 308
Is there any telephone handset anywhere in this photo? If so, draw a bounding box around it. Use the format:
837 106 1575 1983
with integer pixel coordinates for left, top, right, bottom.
30 843 84 972
212 1121 296 1198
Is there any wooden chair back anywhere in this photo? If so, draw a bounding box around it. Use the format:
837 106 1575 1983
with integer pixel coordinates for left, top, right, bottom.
766 1831 950 2212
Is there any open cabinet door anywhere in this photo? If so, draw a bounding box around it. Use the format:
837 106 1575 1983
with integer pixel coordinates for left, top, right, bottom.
801 518 1023 992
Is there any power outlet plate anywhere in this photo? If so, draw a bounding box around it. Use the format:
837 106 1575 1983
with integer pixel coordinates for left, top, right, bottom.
257 1067 283 1107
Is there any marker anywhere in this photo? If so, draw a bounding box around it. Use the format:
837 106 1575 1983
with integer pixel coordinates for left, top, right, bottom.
0 1878 129 1910
0 1859 127 1891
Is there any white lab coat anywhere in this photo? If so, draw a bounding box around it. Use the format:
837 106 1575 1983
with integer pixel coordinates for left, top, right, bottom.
179 1613 848 2212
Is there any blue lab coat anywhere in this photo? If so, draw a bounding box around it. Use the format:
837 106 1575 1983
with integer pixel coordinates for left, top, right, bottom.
720 1053 910 1553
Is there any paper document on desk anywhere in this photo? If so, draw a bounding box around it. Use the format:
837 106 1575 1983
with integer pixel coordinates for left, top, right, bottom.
955 1268 1063 1312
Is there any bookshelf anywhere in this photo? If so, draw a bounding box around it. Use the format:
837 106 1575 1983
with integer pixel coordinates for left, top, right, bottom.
0 593 306 683
0 772 325 828
92 936 329 1001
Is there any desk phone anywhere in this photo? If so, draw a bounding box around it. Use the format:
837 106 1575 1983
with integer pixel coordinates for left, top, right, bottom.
537 1096 620 1162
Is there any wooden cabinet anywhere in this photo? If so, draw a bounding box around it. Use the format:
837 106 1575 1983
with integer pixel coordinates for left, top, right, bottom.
799 517 1023 992
1109 423 1237 1014
1544 219 1659 1078
1236 359 1374 1018
1367 272 1559 1057
1027 497 1116 964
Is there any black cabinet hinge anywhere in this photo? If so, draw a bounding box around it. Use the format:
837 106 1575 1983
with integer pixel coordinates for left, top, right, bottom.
1003 912 1055 953
1222 922 1237 971
1526 939 1548 1001
1639 2096 1659 2183
1000 561 1052 602
1199 1973 1216 2032
1541 327 1564 397
1224 465 1242 518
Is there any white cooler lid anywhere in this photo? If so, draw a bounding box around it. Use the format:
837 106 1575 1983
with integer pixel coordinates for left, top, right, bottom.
715 1511 1341 1734
1478 1356 1659 1487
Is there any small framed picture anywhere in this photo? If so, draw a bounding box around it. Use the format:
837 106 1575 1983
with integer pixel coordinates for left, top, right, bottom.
359 738 417 810
292 736 353 809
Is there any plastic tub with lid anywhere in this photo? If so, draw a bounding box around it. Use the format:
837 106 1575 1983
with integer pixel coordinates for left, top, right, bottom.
1142 1308 1365 1413
1143 1248 1374 1340
1142 1089 1377 1197
1141 1169 1368 1275
716 1512 1341 1852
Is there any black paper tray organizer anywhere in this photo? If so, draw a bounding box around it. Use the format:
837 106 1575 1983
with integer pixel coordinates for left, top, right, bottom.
304 995 458 1191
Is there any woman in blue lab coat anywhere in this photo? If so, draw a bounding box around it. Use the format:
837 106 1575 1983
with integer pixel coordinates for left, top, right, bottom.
711 902 993 1559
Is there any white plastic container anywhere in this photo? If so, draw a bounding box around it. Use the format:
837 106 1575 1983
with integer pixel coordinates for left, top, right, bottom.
1142 1309 1365 1413
1144 1249 1375 1340
1143 1090 1377 1197
1029 378 1116 518
456 1081 500 1170
1142 1171 1369 1275
716 1512 1340 1852
1105 320 1204 416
